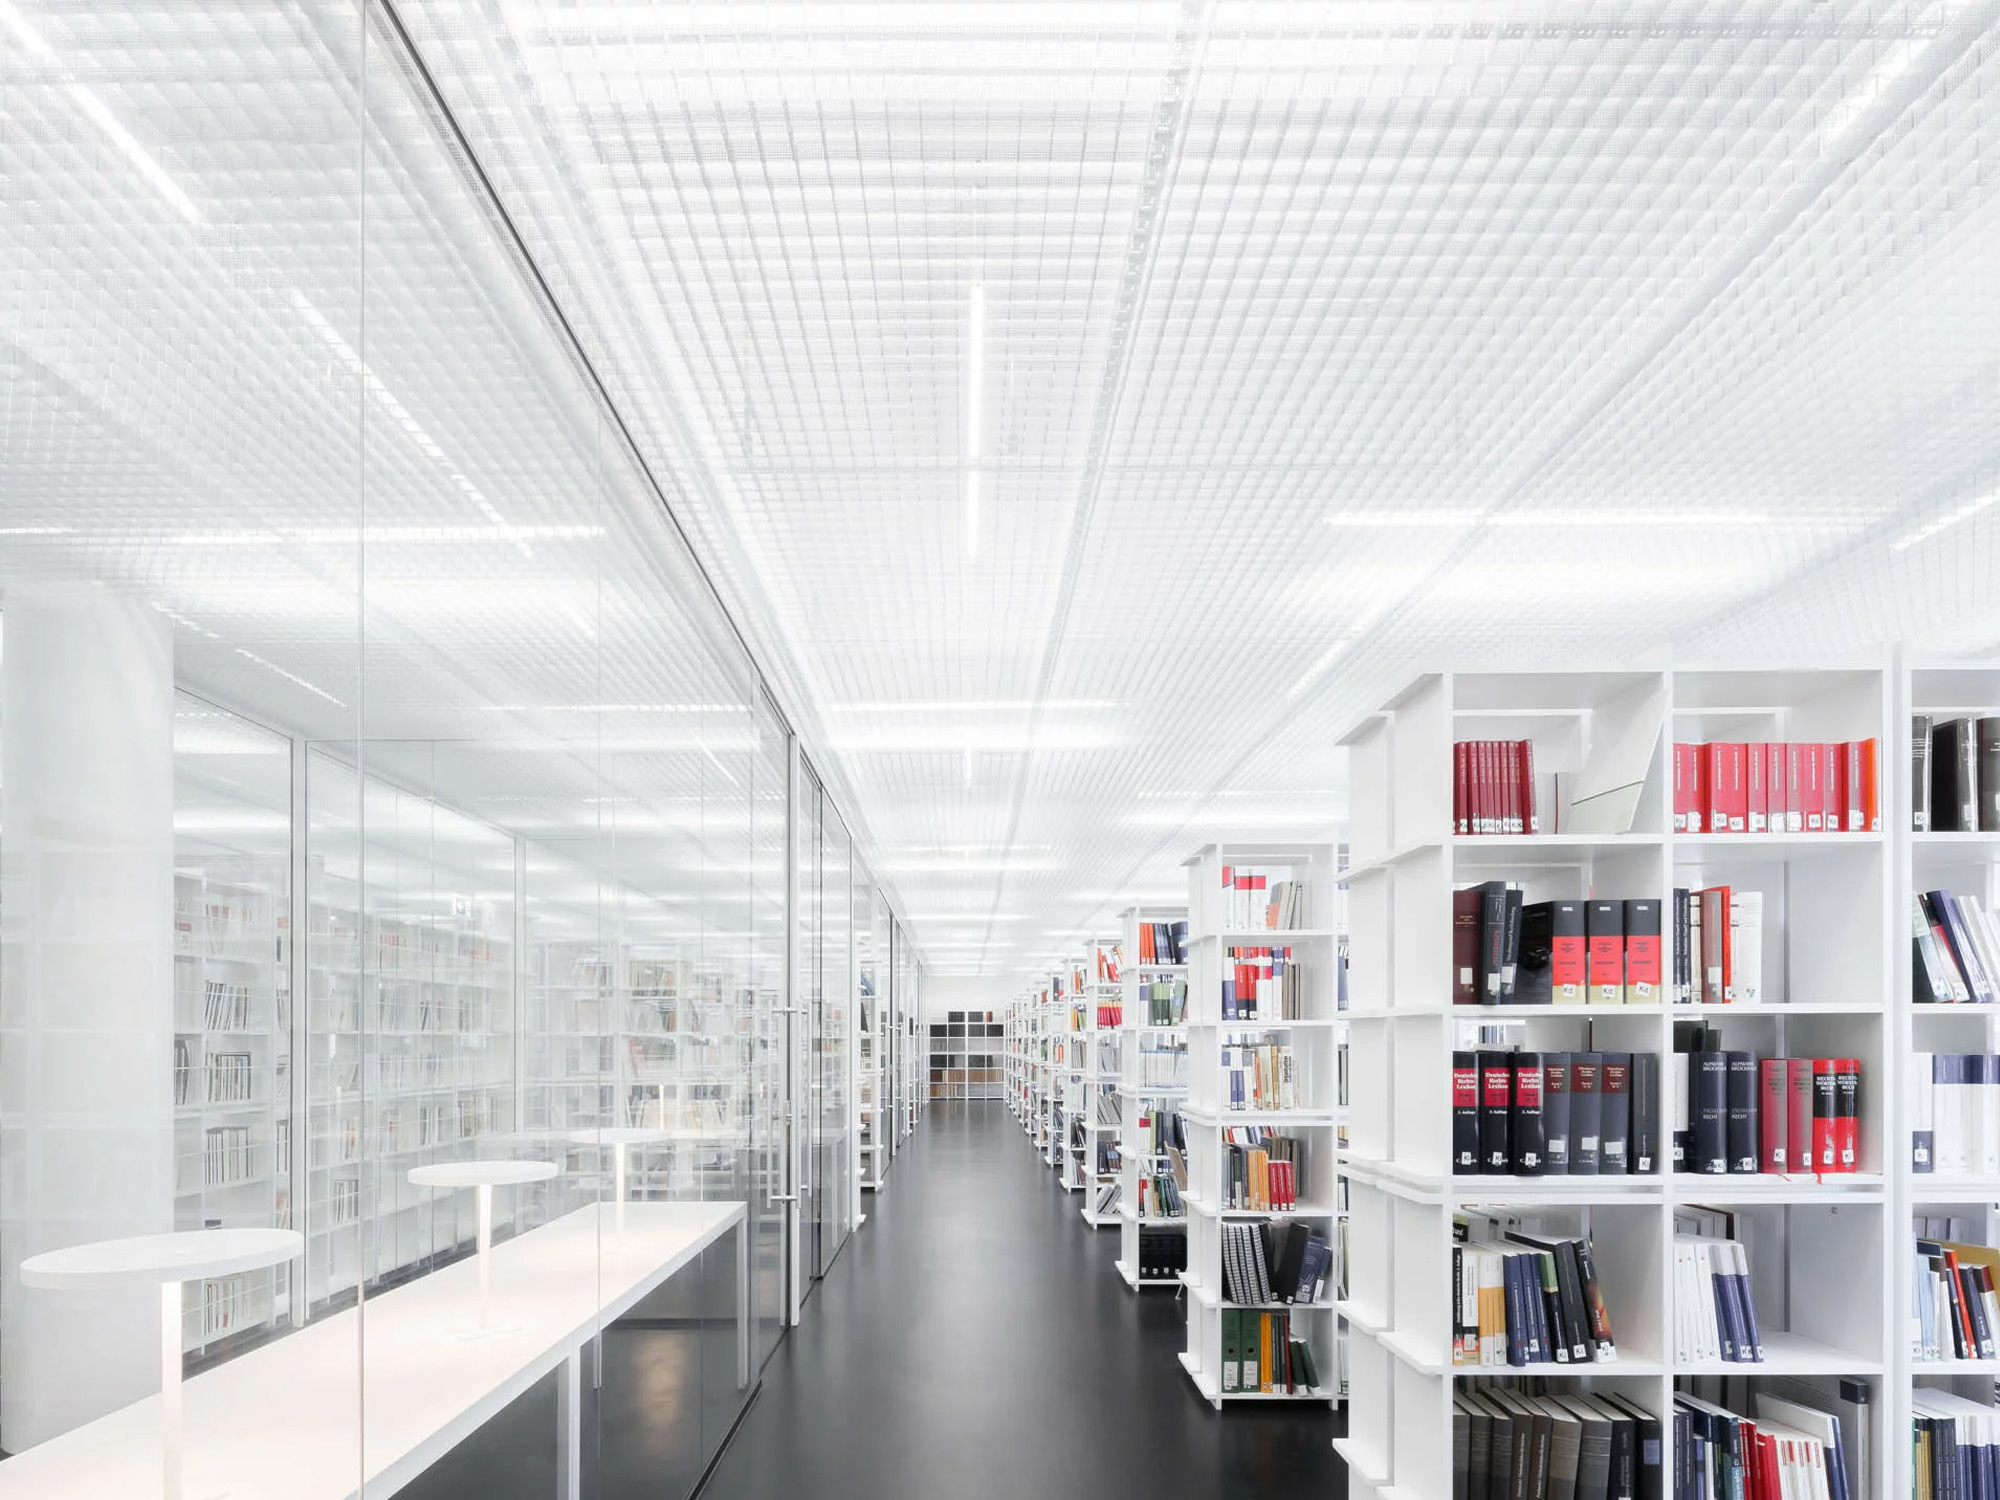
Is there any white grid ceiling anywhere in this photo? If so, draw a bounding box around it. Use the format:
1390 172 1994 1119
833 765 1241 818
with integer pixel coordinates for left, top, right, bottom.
7 1 2000 973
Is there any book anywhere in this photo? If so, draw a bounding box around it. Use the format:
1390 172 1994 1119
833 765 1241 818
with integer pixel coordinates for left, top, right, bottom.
1914 712 1935 832
1623 899 1661 1005
1598 1053 1632 1175
1586 900 1625 1005
1569 1055 1602 1177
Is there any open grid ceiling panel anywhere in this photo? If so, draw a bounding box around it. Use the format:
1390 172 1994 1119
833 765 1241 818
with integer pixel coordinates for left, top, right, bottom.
386 0 2000 970
9 2 2000 972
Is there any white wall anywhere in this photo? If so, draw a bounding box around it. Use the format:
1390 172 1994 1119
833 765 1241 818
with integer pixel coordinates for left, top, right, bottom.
924 975 1019 1019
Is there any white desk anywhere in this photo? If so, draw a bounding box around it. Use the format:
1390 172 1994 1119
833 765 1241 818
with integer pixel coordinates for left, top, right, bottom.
0 1201 747 1500
565 1130 676 1241
407 1160 560 1335
20 1229 303 1500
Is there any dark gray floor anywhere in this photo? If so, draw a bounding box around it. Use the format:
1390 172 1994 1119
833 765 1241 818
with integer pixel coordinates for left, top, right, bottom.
701 1102 1347 1500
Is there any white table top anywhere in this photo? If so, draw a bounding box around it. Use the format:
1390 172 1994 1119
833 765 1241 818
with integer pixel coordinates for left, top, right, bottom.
407 1160 559 1189
0 1200 745 1500
566 1128 677 1147
19 1230 303 1290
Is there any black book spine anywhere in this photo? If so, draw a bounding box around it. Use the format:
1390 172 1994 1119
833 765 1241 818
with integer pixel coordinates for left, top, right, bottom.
1452 1050 1480 1173
1569 1055 1602 1176
1694 1050 1729 1174
1541 1053 1571 1175
1630 1051 1659 1175
1724 1051 1759 1174
1598 1052 1632 1175
1981 717 2000 833
1933 720 1961 832
1511 1052 1545 1176
1500 886 1525 1003
1913 713 1934 833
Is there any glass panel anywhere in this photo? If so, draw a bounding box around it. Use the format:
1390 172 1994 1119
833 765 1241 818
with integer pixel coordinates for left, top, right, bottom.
749 692 789 1360
817 804 852 1267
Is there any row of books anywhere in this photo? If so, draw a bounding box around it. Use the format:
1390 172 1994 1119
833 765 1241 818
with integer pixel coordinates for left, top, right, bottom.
198 1276 249 1340
1093 1002 1121 1029
1220 1308 1322 1394
1673 1226 1764 1363
1455 738 1541 835
206 1052 254 1104
1911 1054 2000 1173
1452 1226 1617 1367
1454 888 1663 1006
1092 1179 1119 1217
1219 866 1311 931
1222 1041 1299 1112
1134 918 1190 966
1672 886 1762 1005
193 979 256 1031
1673 1028 1862 1175
1222 945 1306 1019
200 1126 254 1186
1134 1172 1184 1220
1094 1091 1122 1126
1914 889 2000 1003
1134 1226 1186 1279
1136 1105 1186 1157
1224 1128 1306 1209
1672 739 1880 834
1913 1231 2000 1362
1912 1390 2000 1500
1676 1388 1859 1500
1138 977 1189 1025
1452 1051 1662 1177
1134 1037 1188 1088
1913 714 2000 832
1219 1217 1331 1306
1453 1386 1659 1500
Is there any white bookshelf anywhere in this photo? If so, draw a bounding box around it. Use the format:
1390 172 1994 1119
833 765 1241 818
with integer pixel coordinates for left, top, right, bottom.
1115 904 1192 1291
1178 842 1346 1409
1899 659 2000 1500
859 981 884 1192
1336 667 1895 1500
1053 961 1089 1192
1079 939 1124 1226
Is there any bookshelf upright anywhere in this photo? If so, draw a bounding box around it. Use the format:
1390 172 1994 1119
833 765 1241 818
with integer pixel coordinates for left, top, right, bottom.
1115 904 1191 1290
1335 666 1894 1500
1177 841 1345 1408
1080 938 1124 1226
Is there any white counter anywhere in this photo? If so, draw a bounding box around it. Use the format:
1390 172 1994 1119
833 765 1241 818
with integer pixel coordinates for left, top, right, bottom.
0 1200 747 1500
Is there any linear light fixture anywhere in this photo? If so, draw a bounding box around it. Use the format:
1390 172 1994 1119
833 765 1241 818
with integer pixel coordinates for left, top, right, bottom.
1894 490 2000 552
965 281 985 561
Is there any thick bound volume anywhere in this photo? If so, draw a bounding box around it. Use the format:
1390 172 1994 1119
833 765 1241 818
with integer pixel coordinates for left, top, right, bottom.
1693 1051 1729 1174
1479 1052 1514 1173
1542 1054 1571 1175
1569 1055 1602 1176
1629 1053 1659 1174
1913 712 1934 831
1514 901 1556 1007
1983 717 2000 831
1453 888 1482 1005
1586 900 1625 1004
1833 1057 1859 1171
1623 899 1661 1005
1551 900 1587 1004
1725 1051 1759 1173
1932 717 1980 832
1473 881 1511 1003
1452 1050 1480 1172
1598 1054 1632 1174
1511 1052 1546 1176
1758 1058 1789 1171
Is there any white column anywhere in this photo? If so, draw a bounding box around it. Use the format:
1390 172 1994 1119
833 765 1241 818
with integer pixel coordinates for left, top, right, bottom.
0 591 176 1452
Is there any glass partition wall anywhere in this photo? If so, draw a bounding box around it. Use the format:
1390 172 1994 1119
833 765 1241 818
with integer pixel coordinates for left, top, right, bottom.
0 3 888 1496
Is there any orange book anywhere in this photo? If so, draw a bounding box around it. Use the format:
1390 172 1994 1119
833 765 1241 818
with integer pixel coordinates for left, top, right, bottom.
1857 737 1879 832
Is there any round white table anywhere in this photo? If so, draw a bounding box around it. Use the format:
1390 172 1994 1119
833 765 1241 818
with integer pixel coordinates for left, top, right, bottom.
20 1228 302 1500
566 1128 675 1240
408 1161 558 1335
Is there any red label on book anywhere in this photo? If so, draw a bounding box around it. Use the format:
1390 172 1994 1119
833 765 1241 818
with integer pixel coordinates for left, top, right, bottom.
1513 1063 1542 1110
1452 1064 1477 1109
1587 935 1624 986
1481 1064 1512 1109
1625 934 1662 987
1550 935 1586 990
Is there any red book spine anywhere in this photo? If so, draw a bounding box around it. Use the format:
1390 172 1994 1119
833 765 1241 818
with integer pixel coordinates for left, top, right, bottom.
1725 742 1748 833
1765 741 1788 834
1704 742 1729 836
1803 743 1825 831
1520 737 1538 835
1844 739 1863 832
1858 736 1879 832
1550 927 1586 997
1507 740 1523 834
1747 741 1768 833
1454 742 1469 835
1829 742 1849 832
1811 1059 1837 1171
1758 1058 1789 1171
1472 742 1488 835
1587 931 1624 996
1787 1058 1814 1173
1625 922 1661 995
1692 742 1707 833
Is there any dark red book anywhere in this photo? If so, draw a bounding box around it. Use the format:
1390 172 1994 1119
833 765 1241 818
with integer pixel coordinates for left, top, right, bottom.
1758 1058 1789 1171
1785 741 1806 832
1703 742 1730 836
1519 738 1538 835
1723 742 1748 833
1454 741 1469 836
1747 741 1769 833
1803 743 1826 831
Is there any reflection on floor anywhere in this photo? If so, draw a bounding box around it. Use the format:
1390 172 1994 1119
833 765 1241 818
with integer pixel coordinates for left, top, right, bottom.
701 1102 1346 1500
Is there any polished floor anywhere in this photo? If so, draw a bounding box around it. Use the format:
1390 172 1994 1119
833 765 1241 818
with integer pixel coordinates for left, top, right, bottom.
701 1102 1346 1500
